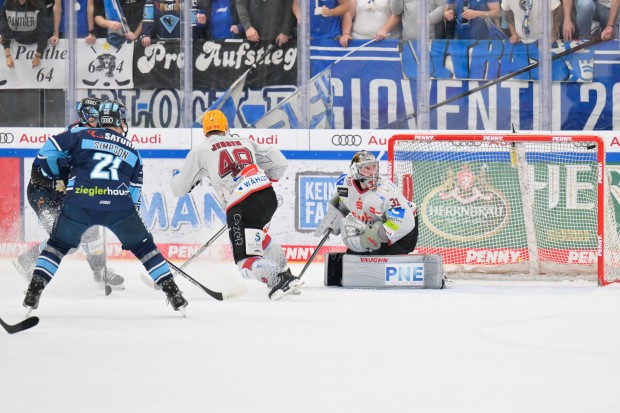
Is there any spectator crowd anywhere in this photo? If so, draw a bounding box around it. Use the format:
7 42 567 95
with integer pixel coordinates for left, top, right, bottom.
1 0 619 69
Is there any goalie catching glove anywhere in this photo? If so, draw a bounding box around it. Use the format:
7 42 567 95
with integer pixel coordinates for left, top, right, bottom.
341 214 388 252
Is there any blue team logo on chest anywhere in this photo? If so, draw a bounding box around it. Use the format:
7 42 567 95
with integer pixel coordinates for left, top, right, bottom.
387 207 405 219
160 15 179 33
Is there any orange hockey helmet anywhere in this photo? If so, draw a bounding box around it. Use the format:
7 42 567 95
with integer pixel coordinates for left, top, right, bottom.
202 110 229 136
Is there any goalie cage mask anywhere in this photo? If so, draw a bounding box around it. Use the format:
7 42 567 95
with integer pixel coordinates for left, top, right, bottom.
350 150 379 189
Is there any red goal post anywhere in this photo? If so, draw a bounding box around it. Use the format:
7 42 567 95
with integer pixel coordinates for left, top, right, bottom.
388 133 620 286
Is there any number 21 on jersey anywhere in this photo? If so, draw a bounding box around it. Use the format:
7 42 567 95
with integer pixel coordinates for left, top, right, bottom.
91 152 122 180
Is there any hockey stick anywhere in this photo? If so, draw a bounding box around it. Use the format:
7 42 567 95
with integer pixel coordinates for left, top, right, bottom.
140 224 228 289
164 259 246 301
102 227 111 296
0 316 39 334
298 229 332 280
383 35 603 128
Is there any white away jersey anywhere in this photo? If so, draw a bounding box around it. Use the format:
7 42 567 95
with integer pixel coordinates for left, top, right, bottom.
335 173 416 244
170 134 288 210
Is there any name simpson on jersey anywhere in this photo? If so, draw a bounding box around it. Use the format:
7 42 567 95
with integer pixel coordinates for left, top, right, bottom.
93 141 130 160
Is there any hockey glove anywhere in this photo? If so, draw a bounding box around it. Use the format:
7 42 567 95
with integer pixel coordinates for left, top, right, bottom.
360 221 388 251
53 178 66 194
340 214 368 252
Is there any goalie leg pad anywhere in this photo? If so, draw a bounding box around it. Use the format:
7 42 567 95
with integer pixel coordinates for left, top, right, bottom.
340 254 444 289
324 252 345 286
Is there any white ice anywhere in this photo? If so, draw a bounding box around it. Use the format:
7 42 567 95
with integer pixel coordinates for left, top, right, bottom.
1 257 620 413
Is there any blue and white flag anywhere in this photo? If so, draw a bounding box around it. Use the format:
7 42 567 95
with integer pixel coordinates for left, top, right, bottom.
204 68 250 128
104 0 131 47
251 68 334 129
484 18 509 40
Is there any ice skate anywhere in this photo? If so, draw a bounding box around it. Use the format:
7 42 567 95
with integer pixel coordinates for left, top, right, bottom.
160 278 188 315
266 268 301 296
441 276 455 289
268 269 304 301
23 275 47 315
93 268 126 290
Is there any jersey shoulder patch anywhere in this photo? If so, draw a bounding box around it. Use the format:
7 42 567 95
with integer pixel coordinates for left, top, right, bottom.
335 173 347 186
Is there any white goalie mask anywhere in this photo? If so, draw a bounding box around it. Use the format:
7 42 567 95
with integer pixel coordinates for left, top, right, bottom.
350 151 379 189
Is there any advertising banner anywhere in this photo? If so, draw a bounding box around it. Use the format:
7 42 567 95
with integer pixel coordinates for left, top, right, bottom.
2 129 620 265
0 39 134 90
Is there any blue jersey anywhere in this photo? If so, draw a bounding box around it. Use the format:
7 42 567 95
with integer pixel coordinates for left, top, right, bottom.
447 0 497 40
37 127 143 211
311 0 342 39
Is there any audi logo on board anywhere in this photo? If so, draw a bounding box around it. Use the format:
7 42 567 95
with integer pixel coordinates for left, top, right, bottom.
331 134 362 146
0 132 14 144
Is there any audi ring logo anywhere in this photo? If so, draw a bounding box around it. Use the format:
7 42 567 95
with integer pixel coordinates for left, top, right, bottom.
332 134 362 146
0 132 14 144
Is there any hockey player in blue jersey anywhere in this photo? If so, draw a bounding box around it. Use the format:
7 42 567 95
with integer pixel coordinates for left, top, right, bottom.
14 97 125 290
23 100 188 314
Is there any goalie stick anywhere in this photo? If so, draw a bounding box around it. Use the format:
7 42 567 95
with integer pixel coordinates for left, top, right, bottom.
165 259 246 301
297 198 351 279
298 229 332 280
0 316 39 334
140 224 228 289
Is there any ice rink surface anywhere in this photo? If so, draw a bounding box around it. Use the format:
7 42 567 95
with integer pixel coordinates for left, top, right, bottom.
1 257 620 413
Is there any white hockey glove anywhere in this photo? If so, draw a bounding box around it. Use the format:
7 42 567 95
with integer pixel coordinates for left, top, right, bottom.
314 197 345 237
340 214 369 252
360 221 388 251
53 178 66 194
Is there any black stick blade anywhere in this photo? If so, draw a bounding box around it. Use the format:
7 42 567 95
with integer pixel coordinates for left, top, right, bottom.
0 316 39 334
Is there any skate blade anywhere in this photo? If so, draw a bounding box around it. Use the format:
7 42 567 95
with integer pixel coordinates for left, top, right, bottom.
178 307 187 318
96 281 125 291
270 281 305 301
25 308 34 318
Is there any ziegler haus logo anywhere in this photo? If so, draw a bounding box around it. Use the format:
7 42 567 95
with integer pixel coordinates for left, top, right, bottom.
420 163 510 242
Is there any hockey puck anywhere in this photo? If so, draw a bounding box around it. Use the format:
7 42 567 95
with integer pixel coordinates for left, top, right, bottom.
105 285 112 296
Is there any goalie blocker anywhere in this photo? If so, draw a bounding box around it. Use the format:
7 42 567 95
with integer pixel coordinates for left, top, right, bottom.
324 253 444 289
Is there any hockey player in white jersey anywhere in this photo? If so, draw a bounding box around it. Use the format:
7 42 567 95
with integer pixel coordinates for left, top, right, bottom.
170 110 302 300
315 150 418 254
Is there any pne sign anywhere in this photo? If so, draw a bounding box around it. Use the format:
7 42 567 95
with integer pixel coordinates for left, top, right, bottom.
385 265 425 286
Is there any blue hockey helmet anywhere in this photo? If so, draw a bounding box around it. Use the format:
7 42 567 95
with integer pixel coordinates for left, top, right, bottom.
98 100 128 132
77 97 103 126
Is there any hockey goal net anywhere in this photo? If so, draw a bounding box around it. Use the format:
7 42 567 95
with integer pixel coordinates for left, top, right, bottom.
388 134 620 286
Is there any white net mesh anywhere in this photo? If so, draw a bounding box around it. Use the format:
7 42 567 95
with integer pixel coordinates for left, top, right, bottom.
389 134 620 285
